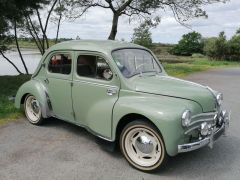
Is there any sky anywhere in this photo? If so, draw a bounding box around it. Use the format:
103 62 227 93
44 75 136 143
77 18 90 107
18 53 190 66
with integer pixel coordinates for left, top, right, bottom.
47 0 240 44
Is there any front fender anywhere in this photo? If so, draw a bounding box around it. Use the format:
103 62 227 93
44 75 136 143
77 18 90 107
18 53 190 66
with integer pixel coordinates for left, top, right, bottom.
112 90 202 156
15 79 51 118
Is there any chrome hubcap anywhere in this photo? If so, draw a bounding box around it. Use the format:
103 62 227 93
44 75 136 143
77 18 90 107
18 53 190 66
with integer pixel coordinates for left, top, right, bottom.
124 127 162 167
25 96 41 122
31 100 40 114
135 135 154 154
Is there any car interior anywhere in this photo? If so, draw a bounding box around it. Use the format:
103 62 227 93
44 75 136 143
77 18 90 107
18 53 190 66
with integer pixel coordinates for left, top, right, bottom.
48 54 72 74
77 55 112 80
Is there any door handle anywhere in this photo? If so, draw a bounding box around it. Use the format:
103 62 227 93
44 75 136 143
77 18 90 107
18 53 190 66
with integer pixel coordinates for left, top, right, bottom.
106 88 118 96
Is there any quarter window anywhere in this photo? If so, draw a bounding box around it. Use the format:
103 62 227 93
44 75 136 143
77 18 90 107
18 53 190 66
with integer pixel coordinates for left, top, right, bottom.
48 53 72 74
77 55 113 81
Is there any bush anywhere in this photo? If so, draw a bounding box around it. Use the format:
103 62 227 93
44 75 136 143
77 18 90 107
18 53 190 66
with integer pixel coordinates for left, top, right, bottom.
170 31 204 56
192 53 205 58
203 37 218 59
227 34 240 61
203 30 240 61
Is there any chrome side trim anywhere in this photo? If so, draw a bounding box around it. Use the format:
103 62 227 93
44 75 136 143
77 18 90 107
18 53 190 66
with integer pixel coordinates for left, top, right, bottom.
75 122 114 142
52 115 114 142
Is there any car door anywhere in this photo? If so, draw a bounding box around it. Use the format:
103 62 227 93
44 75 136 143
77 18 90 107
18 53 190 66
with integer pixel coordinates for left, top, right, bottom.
72 51 120 139
45 51 74 122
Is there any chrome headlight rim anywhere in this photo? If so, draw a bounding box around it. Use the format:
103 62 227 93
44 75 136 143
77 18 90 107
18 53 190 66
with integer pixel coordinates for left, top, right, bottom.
182 110 192 127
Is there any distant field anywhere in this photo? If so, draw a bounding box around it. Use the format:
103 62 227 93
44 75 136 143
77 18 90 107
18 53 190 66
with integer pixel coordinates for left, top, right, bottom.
9 39 57 49
151 44 240 77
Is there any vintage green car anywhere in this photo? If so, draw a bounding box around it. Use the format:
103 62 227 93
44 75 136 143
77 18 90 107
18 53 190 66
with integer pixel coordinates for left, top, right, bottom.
15 40 230 172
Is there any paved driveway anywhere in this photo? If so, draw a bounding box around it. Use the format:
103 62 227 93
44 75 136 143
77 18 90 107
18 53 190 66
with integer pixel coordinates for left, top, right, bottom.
0 68 240 180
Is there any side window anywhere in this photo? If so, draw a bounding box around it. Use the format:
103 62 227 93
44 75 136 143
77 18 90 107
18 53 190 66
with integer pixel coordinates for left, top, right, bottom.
48 53 72 75
77 55 113 81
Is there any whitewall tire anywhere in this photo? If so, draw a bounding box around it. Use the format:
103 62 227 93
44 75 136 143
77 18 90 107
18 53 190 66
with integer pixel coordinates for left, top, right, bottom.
24 95 44 125
120 120 167 172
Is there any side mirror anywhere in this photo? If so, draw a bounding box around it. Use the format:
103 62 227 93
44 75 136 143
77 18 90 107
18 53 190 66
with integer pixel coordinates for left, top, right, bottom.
41 63 46 68
103 69 113 80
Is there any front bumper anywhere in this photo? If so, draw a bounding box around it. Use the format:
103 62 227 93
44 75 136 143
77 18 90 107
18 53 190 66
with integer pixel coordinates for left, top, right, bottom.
178 110 230 153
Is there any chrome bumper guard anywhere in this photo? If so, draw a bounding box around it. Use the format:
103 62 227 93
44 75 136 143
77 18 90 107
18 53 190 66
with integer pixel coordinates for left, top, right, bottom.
178 110 230 153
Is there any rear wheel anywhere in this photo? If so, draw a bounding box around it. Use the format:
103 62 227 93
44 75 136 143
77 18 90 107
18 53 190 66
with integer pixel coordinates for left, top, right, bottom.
120 120 167 172
24 95 44 125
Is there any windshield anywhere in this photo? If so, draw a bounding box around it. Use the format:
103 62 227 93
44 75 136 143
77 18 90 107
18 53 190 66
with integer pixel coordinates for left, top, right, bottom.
112 48 161 78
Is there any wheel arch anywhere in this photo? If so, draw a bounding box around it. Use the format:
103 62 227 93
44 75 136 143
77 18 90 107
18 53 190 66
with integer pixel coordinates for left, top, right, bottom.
20 93 30 104
15 79 52 118
115 113 162 141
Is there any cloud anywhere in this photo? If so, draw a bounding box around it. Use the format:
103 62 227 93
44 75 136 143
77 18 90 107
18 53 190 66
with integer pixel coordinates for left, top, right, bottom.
47 0 240 44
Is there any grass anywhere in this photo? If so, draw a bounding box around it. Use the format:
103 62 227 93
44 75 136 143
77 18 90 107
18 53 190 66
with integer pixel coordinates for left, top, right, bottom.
163 58 240 77
0 75 31 125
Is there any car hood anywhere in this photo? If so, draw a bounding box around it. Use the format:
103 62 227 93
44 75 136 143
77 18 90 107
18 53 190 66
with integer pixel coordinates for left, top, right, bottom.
130 75 216 112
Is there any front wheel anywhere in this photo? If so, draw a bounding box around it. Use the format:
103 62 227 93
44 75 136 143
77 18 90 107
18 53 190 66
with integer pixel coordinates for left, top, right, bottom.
24 95 44 125
120 120 167 172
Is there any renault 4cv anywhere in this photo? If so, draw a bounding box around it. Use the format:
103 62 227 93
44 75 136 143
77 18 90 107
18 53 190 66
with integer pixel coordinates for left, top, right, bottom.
15 40 230 172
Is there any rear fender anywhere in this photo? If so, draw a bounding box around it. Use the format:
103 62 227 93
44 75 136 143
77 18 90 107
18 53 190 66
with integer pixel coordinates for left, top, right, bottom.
15 79 52 118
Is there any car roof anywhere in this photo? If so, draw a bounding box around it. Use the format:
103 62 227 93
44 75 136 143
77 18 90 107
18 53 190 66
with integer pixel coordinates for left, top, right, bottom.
48 40 145 53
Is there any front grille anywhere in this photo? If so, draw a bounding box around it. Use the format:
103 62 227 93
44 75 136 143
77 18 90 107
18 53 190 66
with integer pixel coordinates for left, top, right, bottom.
190 112 217 126
184 112 218 135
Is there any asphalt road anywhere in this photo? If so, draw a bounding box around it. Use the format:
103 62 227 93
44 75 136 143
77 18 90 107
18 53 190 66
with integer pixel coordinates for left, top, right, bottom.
1 68 240 180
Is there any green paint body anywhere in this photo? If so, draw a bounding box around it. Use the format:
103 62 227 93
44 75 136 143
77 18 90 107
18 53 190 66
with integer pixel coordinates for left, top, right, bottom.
15 40 217 156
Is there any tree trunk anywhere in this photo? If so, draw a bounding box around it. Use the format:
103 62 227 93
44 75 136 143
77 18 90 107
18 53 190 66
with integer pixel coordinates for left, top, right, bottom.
55 12 62 43
26 16 44 54
108 13 119 40
14 21 29 74
0 50 23 74
25 16 44 55
44 0 58 48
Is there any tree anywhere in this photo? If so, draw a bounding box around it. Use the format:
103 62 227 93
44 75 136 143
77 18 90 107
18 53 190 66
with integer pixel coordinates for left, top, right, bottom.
171 31 204 56
203 37 218 59
52 0 66 43
132 23 152 48
227 29 240 61
22 0 60 55
236 28 240 35
0 18 19 70
215 31 228 59
131 18 160 48
69 0 227 40
0 0 48 74
203 30 240 61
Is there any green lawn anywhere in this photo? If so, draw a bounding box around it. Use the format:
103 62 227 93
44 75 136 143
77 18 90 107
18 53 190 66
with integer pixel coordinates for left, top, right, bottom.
163 57 240 77
0 75 31 124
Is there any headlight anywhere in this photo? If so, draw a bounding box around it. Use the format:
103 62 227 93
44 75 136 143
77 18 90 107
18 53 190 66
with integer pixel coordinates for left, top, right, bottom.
216 93 223 106
182 110 191 127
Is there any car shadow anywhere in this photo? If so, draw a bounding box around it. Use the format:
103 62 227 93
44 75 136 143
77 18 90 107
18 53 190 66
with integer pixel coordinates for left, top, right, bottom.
42 117 239 177
43 117 123 157
154 136 239 178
